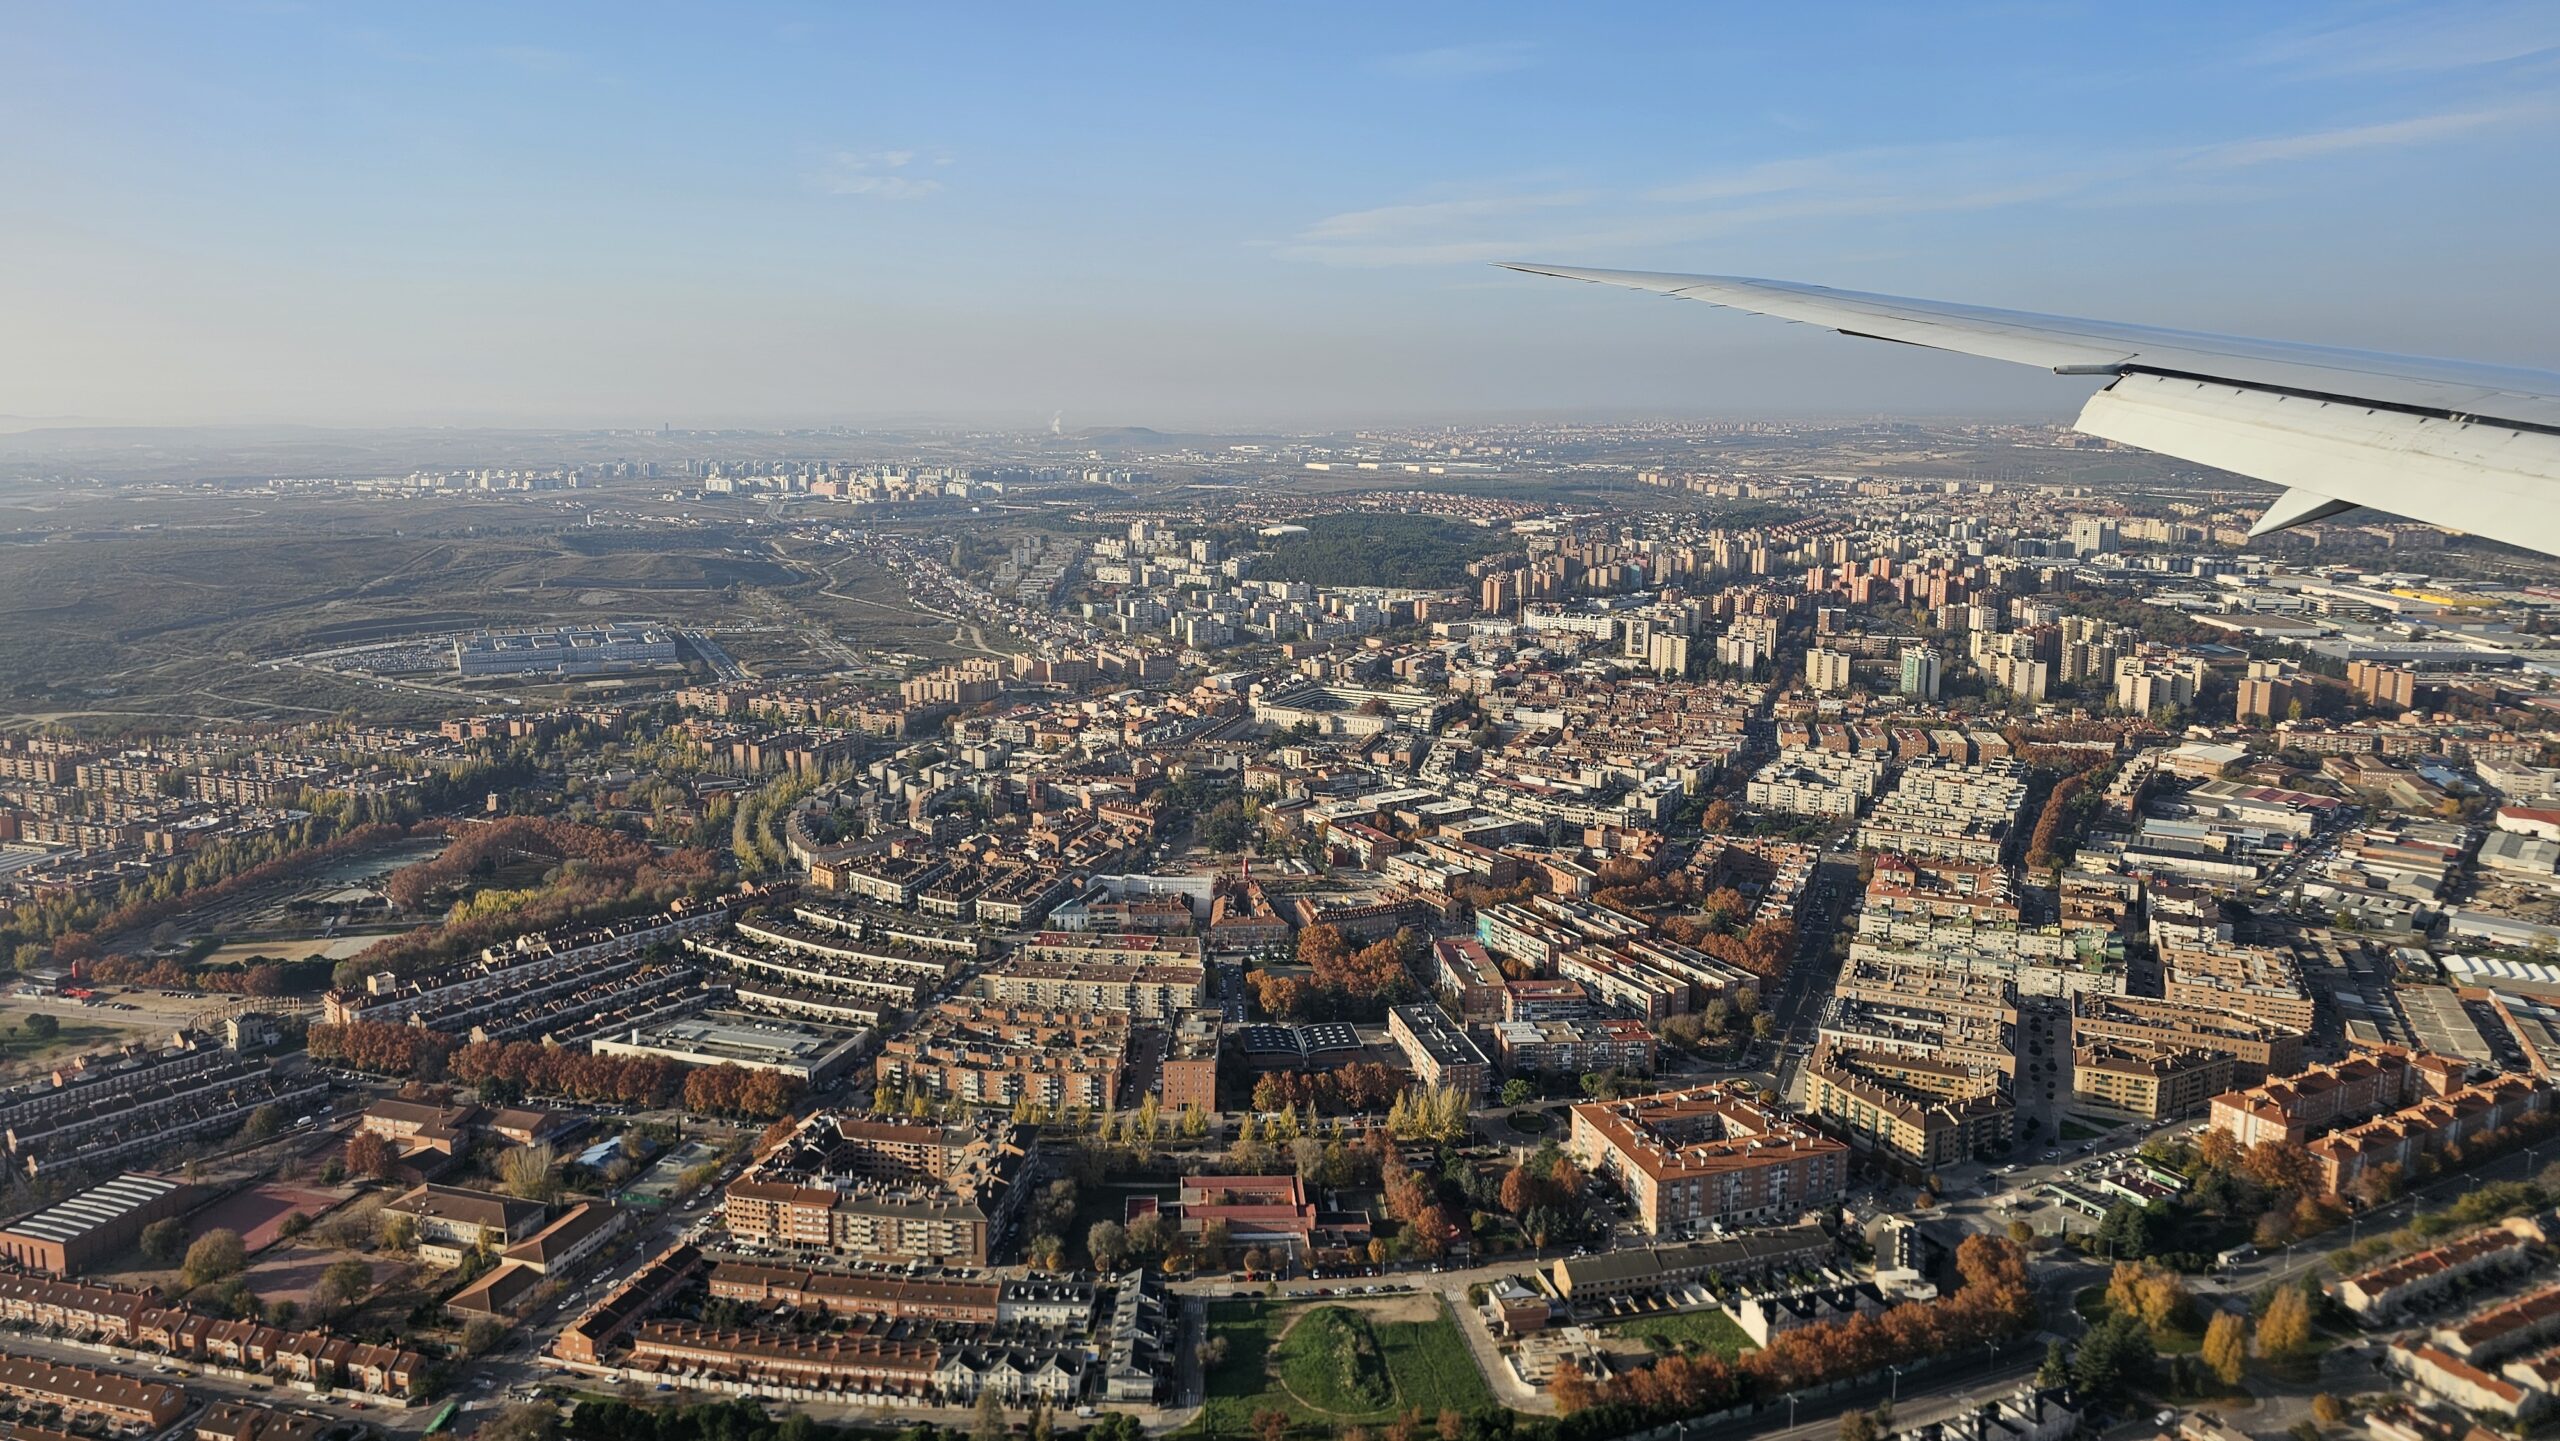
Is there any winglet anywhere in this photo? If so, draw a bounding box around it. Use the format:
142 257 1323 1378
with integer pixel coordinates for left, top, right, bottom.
2248 488 2368 538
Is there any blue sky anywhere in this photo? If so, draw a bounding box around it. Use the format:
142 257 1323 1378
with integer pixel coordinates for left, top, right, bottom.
6 1 2559 428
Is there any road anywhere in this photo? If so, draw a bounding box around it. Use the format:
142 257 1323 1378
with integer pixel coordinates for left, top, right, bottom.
0 1329 428 1436
2228 1132 2554 1295
1679 1349 2044 1441
680 629 747 682
1770 852 1855 1105
440 1167 746 1432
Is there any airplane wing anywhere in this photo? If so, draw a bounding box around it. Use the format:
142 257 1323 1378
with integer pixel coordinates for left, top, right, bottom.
1498 262 2560 559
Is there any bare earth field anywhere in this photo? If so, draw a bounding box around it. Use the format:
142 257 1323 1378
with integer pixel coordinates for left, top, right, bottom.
0 482 964 732
191 1181 353 1254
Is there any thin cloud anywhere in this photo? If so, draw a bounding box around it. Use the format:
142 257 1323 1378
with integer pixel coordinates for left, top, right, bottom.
1281 101 2550 266
2184 105 2542 168
1302 191 1591 242
2255 2 2560 76
488 44 581 75
1375 41 1534 79
810 148 945 200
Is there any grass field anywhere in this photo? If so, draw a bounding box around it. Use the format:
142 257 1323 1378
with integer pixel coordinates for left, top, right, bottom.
1190 1299 1495 1433
0 1007 150 1065
1598 1307 1757 1358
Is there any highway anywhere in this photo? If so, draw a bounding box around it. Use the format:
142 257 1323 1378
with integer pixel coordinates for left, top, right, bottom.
680 628 748 682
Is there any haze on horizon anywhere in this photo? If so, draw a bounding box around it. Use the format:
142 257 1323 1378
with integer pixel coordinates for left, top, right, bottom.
7 1 2560 432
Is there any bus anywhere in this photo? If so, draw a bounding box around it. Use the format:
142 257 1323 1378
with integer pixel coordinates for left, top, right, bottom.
425 1402 460 1434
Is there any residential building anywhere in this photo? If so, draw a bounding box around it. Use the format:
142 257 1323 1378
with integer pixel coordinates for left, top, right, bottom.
2344 1223 2539 1320
1807 648 1853 694
1388 1004 1492 1099
2070 1042 2235 1123
1492 1016 1657 1078
1568 1084 1849 1236
2071 995 2306 1085
1804 1043 2012 1168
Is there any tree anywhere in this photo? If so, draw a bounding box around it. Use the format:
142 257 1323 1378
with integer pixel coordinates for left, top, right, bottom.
2348 1162 2402 1209
2037 1340 2070 1389
2107 1261 2191 1335
1253 1409 1291 1441
462 1316 509 1355
2073 1312 2156 1398
181 1229 246 1289
241 1105 284 1142
2201 1311 2248 1388
345 1131 396 1182
2194 1127 2242 1172
1549 1361 1598 1414
2095 1199 2163 1260
1128 1211 1175 1264
499 1142 561 1203
1500 1079 1534 1107
378 1211 418 1252
140 1217 187 1266
974 1389 1006 1441
1499 1166 1542 1217
22 1013 56 1042
1839 1411 1880 1441
2256 1285 2313 1360
2240 1139 2320 1196
2310 1394 2348 1426
1088 1220 1130 1272
318 1257 373 1312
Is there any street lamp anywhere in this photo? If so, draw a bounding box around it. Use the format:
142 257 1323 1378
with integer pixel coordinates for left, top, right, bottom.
1889 1363 1904 1403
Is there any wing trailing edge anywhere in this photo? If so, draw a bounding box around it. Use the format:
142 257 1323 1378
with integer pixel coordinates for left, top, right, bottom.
1500 262 2560 558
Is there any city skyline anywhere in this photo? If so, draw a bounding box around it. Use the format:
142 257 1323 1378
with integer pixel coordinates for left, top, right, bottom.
7 2 2560 428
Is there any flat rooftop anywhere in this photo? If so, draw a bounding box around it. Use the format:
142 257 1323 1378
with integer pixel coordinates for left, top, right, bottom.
610 1011 859 1065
